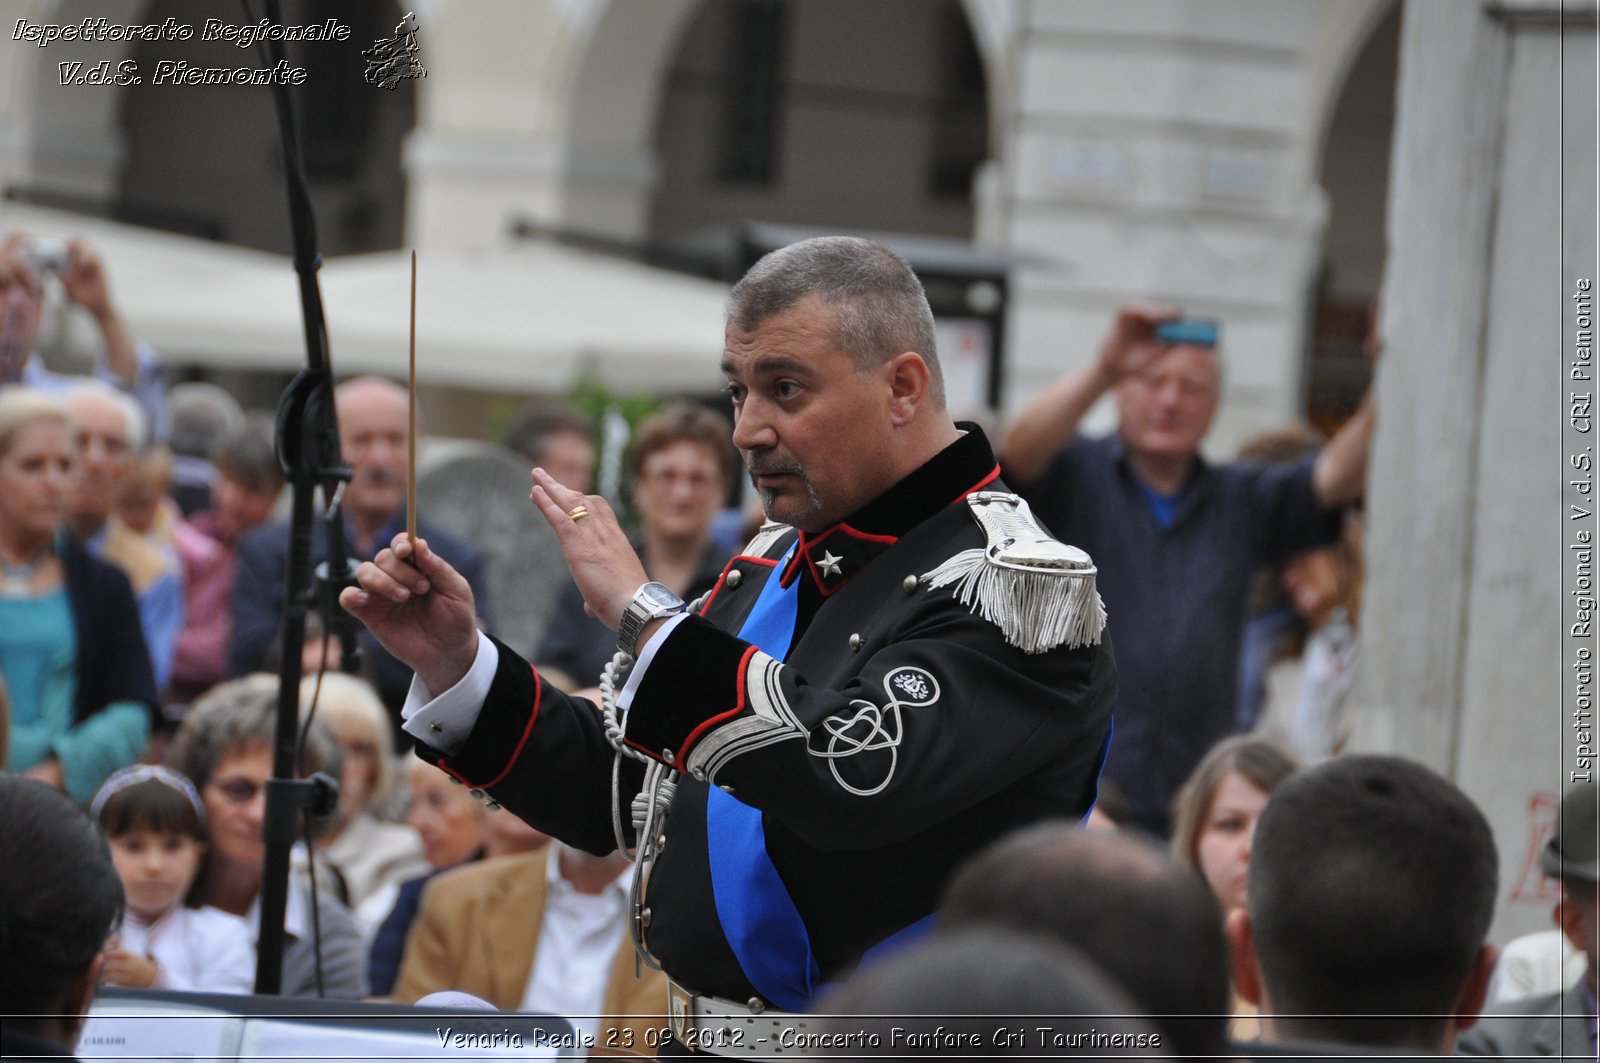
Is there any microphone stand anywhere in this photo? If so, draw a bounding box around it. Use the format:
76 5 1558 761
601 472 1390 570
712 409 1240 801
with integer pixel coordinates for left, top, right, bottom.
252 0 354 994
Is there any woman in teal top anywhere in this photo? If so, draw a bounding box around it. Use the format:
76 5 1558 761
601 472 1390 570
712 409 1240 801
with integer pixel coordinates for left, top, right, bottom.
0 389 155 803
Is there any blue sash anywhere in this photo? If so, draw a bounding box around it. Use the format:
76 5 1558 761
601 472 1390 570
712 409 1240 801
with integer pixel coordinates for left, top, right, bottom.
704 547 931 1010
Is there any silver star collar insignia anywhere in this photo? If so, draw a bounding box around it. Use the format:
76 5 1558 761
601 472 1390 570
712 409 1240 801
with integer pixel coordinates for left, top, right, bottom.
818 550 843 579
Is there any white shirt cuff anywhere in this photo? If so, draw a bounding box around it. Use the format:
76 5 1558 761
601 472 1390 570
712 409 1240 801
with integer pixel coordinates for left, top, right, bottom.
616 612 691 711
401 630 500 755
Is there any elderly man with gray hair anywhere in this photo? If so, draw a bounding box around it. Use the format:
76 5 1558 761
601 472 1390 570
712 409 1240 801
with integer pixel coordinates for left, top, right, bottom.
64 380 183 693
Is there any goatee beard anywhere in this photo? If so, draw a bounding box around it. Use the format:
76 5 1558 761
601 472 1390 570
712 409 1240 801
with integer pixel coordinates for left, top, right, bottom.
747 457 822 526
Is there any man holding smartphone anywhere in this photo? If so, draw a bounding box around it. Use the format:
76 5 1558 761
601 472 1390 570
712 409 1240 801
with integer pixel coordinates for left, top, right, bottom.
999 304 1375 835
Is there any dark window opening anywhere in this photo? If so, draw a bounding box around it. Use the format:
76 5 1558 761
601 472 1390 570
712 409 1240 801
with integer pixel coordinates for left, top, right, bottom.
928 4 987 201
715 0 789 186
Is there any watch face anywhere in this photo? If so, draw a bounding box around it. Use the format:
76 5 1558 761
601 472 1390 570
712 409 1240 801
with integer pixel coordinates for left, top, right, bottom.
620 581 685 656
640 582 681 611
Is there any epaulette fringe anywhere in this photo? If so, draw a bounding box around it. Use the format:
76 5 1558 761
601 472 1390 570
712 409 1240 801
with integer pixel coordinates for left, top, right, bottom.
922 492 1106 654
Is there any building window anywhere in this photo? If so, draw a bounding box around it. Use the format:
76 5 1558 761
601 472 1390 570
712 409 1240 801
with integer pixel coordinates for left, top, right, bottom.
927 4 987 201
715 0 789 186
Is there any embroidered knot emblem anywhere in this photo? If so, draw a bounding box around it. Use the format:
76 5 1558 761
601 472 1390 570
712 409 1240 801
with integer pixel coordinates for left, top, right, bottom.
891 670 931 702
817 550 843 579
809 667 941 797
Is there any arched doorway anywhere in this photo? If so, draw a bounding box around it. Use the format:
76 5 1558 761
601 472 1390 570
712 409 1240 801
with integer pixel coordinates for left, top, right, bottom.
646 0 990 270
1304 1 1401 431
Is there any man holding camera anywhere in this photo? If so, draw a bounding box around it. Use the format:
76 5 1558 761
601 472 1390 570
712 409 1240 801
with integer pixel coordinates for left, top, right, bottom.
0 233 168 441
998 305 1376 835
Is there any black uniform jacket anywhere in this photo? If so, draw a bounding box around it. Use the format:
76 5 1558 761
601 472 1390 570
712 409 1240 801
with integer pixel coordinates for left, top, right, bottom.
420 426 1117 1004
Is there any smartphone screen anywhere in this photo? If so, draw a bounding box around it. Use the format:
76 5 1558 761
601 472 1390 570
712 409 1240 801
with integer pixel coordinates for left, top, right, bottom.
1154 318 1220 347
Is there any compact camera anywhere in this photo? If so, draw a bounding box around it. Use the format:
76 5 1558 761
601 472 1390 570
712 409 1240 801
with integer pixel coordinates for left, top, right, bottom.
18 238 72 277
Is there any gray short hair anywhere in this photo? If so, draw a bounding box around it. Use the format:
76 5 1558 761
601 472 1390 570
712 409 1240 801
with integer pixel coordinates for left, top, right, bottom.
213 413 283 495
168 674 339 792
729 237 944 408
65 379 148 452
168 382 243 460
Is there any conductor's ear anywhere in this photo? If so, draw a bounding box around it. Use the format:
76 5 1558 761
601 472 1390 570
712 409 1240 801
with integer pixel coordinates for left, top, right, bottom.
883 351 932 426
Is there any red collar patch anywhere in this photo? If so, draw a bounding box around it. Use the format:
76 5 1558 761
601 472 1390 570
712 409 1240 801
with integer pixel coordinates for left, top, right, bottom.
780 523 899 596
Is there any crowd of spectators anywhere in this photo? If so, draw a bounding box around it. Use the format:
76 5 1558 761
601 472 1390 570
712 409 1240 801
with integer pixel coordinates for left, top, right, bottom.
1 232 1591 1063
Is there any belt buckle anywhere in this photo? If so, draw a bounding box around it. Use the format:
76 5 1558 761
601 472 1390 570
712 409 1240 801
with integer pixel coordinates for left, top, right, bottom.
667 980 696 1043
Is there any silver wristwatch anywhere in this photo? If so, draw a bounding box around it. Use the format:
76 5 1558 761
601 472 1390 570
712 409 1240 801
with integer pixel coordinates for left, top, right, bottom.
617 581 687 657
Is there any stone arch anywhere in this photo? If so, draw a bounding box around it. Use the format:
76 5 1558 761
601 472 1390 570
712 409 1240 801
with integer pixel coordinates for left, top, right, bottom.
1302 0 1402 428
1306 0 1403 161
957 0 1013 162
553 0 699 241
114 0 415 253
552 0 1007 244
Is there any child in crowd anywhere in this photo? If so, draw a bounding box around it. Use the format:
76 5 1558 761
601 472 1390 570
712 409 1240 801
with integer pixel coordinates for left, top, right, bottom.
92 764 255 993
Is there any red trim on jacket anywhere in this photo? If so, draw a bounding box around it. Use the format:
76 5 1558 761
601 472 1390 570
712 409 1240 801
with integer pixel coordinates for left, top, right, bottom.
679 643 761 762
442 662 544 789
699 554 779 616
953 465 1002 504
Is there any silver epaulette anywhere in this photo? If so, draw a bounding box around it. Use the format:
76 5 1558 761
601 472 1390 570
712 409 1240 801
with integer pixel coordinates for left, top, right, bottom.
922 491 1106 654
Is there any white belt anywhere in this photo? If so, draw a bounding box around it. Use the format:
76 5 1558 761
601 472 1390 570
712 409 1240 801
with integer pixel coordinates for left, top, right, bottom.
666 980 825 1058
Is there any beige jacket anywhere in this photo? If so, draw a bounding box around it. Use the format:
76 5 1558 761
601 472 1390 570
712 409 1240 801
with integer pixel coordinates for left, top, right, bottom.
393 848 667 1056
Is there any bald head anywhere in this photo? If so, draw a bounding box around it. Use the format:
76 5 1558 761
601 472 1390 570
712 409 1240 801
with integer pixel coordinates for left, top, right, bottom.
335 376 408 536
335 375 407 412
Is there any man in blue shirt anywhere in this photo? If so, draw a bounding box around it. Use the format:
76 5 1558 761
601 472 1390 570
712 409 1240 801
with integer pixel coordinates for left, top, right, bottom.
999 304 1375 834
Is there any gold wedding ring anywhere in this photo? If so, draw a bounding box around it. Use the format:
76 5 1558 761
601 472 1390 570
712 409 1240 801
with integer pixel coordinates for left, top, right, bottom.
567 504 590 522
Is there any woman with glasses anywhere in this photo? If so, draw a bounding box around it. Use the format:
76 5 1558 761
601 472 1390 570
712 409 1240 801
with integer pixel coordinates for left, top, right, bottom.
166 674 367 998
0 388 156 802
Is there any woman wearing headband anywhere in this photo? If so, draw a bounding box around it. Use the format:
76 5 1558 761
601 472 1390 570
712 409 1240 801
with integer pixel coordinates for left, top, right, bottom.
166 675 367 998
92 764 254 993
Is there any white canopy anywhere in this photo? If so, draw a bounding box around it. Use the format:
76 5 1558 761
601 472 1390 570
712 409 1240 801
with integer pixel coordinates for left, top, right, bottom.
4 204 730 395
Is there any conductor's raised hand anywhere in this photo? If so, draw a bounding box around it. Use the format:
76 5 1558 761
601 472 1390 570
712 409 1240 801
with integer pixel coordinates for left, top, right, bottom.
339 535 480 694
530 467 648 630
